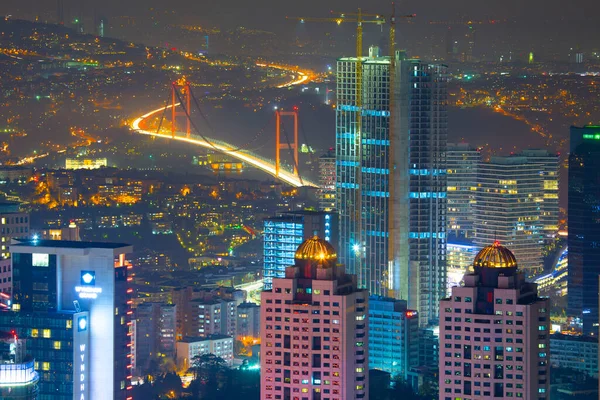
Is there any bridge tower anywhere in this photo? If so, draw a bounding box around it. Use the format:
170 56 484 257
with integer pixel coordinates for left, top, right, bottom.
275 109 299 177
171 77 191 138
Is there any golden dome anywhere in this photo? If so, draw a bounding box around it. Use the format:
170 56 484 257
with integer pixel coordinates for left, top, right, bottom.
473 241 518 268
294 235 337 263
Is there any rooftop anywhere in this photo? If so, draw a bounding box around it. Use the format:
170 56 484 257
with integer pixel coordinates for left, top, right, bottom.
11 239 131 250
180 334 232 343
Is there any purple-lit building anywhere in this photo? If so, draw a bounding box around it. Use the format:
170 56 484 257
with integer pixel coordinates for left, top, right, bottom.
439 241 550 400
260 236 368 400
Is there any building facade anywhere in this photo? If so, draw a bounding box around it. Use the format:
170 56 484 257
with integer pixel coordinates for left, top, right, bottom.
568 126 600 335
0 332 39 399
0 311 88 400
519 150 559 243
260 236 369 400
236 302 260 340
474 157 544 275
134 303 177 374
446 242 478 292
65 158 108 170
318 149 336 212
336 47 448 325
176 335 234 369
263 210 337 290
189 299 236 338
439 241 550 400
447 143 480 240
9 239 133 400
368 297 419 380
550 334 597 377
0 202 30 294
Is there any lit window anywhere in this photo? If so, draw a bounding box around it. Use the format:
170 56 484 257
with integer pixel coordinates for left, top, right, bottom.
53 341 61 350
42 329 51 338
31 329 39 338
42 362 50 371
66 320 72 329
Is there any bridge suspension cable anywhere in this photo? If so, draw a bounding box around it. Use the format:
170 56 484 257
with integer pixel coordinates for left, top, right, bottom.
279 119 304 186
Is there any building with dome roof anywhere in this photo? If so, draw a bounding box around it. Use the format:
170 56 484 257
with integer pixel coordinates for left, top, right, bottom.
438 241 550 400
260 235 369 400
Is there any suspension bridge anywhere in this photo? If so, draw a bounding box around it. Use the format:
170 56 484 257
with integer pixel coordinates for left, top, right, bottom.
130 77 318 188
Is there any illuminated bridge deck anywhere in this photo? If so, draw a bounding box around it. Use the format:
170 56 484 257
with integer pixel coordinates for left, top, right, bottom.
131 104 318 188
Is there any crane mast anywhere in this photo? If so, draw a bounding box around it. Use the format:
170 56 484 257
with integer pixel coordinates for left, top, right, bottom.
387 3 396 296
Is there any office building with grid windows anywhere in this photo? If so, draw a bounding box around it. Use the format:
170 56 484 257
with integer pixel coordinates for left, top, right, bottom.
260 236 369 400
8 239 133 400
336 46 447 325
318 149 336 212
439 241 550 400
447 143 480 240
474 157 545 276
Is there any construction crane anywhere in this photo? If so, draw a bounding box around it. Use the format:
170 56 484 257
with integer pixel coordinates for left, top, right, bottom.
288 10 385 287
387 3 397 298
429 18 505 25
328 6 414 297
287 8 414 295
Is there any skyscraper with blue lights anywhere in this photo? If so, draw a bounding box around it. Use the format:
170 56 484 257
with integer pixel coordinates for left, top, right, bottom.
568 125 600 335
262 210 337 290
336 47 448 325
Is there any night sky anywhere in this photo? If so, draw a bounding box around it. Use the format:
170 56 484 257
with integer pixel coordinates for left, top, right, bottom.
1 0 599 51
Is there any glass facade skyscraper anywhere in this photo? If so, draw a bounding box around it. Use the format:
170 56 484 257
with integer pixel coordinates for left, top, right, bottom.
336 47 447 325
447 143 480 240
520 149 560 244
318 149 336 212
263 211 337 290
368 297 419 379
474 156 544 275
568 126 600 335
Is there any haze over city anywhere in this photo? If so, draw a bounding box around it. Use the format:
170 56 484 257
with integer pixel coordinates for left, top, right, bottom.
0 0 598 398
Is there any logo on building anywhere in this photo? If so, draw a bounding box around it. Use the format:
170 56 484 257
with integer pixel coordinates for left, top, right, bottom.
78 316 88 332
75 271 102 299
80 271 96 286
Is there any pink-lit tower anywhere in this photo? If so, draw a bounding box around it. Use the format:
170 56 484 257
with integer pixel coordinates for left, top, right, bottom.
261 235 369 400
439 241 550 400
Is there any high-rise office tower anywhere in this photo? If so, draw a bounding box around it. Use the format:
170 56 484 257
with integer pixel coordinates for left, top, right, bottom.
474 156 544 275
263 210 338 290
260 236 369 400
447 143 480 240
7 239 133 400
568 126 600 335
318 149 336 211
336 47 448 325
439 241 550 399
519 150 560 243
368 297 419 379
134 303 177 375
